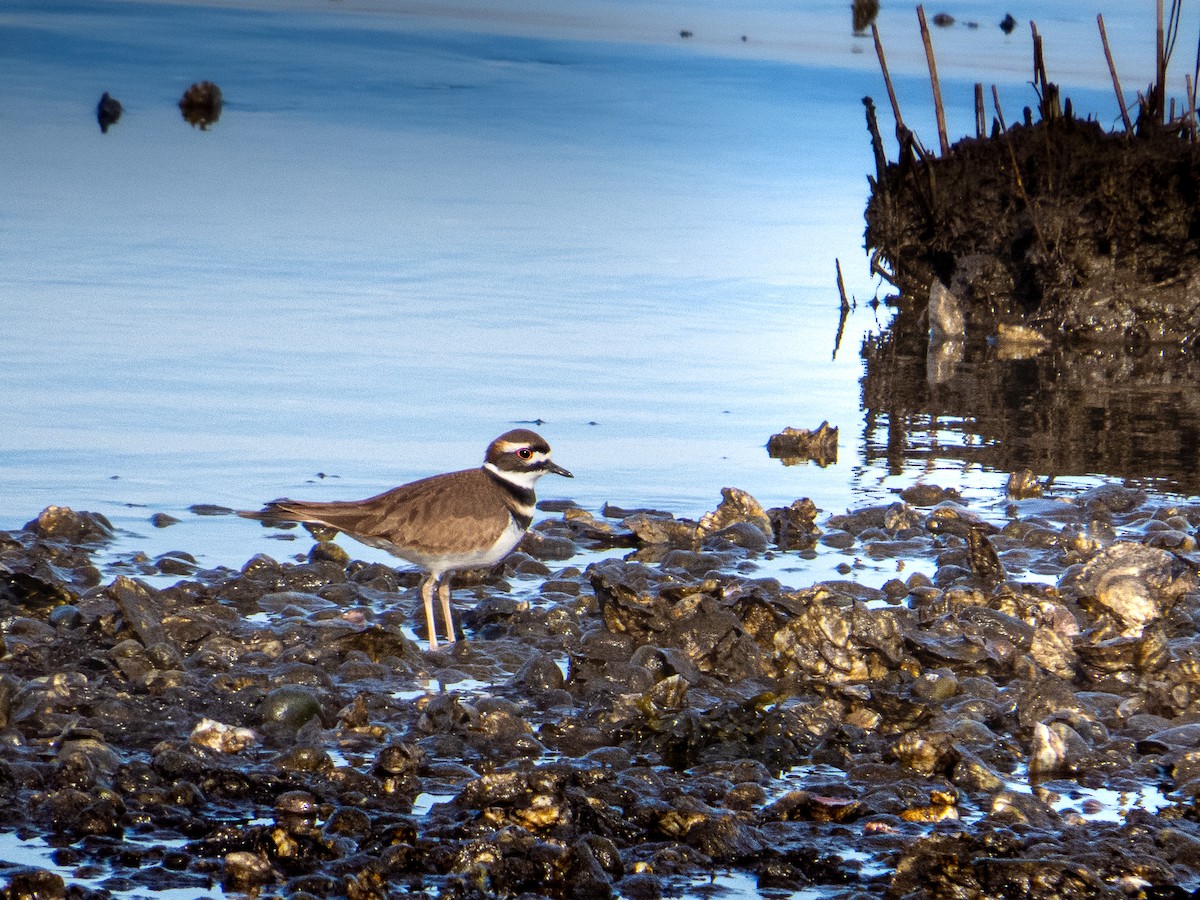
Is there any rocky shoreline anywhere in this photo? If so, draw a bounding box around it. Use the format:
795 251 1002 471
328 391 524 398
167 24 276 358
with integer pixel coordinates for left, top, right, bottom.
4 484 1200 898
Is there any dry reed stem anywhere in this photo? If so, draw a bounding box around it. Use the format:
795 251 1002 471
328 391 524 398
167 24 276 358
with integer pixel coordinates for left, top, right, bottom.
1097 14 1133 132
870 23 910 151
916 5 950 155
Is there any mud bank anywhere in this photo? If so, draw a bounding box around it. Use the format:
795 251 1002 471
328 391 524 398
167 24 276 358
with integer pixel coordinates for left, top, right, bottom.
863 3 1200 347
5 488 1200 898
865 115 1200 344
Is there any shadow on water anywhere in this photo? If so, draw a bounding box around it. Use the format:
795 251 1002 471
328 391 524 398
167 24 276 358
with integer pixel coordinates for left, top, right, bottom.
860 298 1200 492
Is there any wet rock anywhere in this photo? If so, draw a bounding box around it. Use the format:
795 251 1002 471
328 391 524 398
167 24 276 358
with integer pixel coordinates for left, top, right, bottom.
56 729 123 786
928 281 965 342
1028 721 1091 778
46 605 82 629
819 529 855 551
1063 541 1197 636
275 745 335 774
2 868 66 899
520 528 578 560
766 498 821 550
223 851 277 890
308 540 350 566
898 483 962 506
107 576 170 647
512 652 566 694
623 513 698 549
911 668 958 702
619 872 662 900
30 786 124 838
189 719 258 753
1028 626 1077 677
988 789 1059 827
1006 469 1044 499
274 789 320 822
766 422 838 467
259 685 324 731
155 551 198 575
765 789 861 823
0 560 78 609
708 522 768 553
189 503 234 516
1081 483 1147 517
770 592 906 683
926 501 994 537
698 488 773 543
965 528 1004 582
24 506 113 544
589 561 764 681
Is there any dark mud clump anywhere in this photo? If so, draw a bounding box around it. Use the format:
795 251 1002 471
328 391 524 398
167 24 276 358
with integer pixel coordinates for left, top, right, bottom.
179 81 223 130
865 114 1200 344
96 92 122 134
6 491 1200 897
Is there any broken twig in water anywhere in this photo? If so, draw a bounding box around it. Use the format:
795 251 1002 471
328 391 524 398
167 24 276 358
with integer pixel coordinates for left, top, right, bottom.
836 258 851 313
833 259 852 361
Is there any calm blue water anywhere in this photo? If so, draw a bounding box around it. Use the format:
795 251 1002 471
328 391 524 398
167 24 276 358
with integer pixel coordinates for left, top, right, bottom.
0 0 1182 576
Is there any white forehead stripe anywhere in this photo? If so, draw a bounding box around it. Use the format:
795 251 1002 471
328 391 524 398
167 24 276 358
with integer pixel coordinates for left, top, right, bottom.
494 440 545 454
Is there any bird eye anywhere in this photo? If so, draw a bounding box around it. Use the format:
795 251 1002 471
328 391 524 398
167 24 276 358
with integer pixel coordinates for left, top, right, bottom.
517 448 533 460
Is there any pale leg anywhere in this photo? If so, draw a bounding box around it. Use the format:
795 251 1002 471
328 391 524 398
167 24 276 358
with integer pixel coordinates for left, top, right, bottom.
421 575 439 651
438 577 456 645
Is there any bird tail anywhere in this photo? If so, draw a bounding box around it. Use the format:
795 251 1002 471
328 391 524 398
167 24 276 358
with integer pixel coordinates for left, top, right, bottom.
237 499 328 526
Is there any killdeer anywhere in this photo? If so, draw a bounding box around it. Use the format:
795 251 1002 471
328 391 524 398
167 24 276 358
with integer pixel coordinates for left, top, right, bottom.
241 429 572 650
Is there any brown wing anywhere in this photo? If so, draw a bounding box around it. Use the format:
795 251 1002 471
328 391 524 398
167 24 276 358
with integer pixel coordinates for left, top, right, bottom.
241 468 513 556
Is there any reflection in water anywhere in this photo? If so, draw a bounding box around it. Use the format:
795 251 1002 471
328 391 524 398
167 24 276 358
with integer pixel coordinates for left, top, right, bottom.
861 300 1200 492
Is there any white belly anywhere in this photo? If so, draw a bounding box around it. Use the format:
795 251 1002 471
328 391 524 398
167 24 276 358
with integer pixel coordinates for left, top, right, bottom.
398 516 527 579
